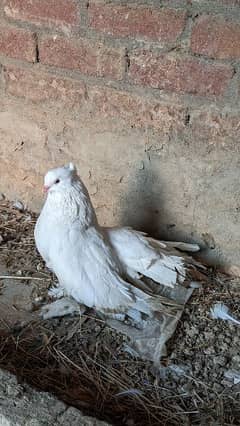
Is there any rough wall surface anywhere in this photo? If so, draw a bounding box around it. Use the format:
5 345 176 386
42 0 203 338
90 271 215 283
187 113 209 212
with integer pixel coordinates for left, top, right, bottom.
0 368 110 426
0 1 239 267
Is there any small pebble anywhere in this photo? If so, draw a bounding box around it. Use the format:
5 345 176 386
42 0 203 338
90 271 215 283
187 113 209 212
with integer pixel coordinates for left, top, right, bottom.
0 235 3 244
213 383 224 392
232 355 240 364
204 331 214 340
213 356 226 366
188 327 198 337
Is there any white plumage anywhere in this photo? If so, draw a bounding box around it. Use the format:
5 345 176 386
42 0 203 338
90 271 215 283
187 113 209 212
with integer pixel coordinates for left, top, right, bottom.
34 163 204 317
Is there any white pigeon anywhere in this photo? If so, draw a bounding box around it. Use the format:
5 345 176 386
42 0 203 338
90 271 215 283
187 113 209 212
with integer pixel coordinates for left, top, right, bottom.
34 163 205 318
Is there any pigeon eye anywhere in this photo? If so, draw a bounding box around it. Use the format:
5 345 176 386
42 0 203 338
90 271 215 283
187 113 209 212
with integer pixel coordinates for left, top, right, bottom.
55 179 60 184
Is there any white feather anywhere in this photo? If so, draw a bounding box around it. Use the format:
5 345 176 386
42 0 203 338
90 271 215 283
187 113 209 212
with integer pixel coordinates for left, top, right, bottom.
105 227 190 287
210 303 240 325
160 241 200 253
115 388 143 397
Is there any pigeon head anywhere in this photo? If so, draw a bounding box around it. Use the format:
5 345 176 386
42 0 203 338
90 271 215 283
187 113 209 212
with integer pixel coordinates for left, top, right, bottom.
43 163 77 194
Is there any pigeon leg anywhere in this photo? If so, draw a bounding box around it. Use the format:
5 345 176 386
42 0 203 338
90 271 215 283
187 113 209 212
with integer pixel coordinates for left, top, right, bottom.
48 283 65 299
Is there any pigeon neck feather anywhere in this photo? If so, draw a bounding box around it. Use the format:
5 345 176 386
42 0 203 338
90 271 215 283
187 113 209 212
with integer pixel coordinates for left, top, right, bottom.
45 179 97 228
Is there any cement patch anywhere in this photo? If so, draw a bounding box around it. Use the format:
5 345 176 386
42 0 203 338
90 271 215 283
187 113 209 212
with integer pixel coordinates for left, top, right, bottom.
0 369 110 426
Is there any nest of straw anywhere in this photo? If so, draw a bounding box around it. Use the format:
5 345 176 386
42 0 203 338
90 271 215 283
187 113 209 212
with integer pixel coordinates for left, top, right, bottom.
0 308 239 426
0 319 194 426
0 200 239 425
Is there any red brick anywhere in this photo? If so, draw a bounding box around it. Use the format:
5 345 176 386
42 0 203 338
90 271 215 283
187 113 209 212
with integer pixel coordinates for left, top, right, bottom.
190 109 240 146
191 16 240 59
0 25 36 62
3 65 186 131
88 3 186 42
3 64 187 131
4 66 87 105
4 0 79 28
39 36 125 80
88 86 187 132
128 52 233 97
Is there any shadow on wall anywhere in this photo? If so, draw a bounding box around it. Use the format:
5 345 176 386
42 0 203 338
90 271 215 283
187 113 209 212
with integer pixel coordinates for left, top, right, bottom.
119 166 165 237
119 163 195 241
119 163 227 268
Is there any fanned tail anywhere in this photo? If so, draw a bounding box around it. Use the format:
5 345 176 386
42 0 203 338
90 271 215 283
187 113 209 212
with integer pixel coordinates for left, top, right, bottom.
105 227 206 289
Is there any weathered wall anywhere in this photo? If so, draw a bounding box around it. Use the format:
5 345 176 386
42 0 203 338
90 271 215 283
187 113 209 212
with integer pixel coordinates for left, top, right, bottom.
0 0 240 267
0 368 110 425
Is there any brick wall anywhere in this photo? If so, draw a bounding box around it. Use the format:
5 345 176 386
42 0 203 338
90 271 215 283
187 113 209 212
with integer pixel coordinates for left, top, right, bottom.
0 0 240 268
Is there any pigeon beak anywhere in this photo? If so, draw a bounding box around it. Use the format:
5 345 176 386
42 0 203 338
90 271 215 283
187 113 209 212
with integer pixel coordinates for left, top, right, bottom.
43 185 49 193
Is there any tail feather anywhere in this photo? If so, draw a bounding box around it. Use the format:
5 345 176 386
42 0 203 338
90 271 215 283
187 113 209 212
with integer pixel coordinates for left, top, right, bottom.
105 226 205 289
132 293 182 317
157 240 200 253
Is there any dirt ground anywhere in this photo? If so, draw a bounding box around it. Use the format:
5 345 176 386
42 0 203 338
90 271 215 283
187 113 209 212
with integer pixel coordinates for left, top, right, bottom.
0 198 239 425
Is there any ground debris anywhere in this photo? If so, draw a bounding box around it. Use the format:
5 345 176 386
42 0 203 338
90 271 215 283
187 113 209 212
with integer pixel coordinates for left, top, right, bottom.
0 200 239 425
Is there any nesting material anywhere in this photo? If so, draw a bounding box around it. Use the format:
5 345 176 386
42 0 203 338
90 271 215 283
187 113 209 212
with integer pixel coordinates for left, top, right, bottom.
0 200 239 425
